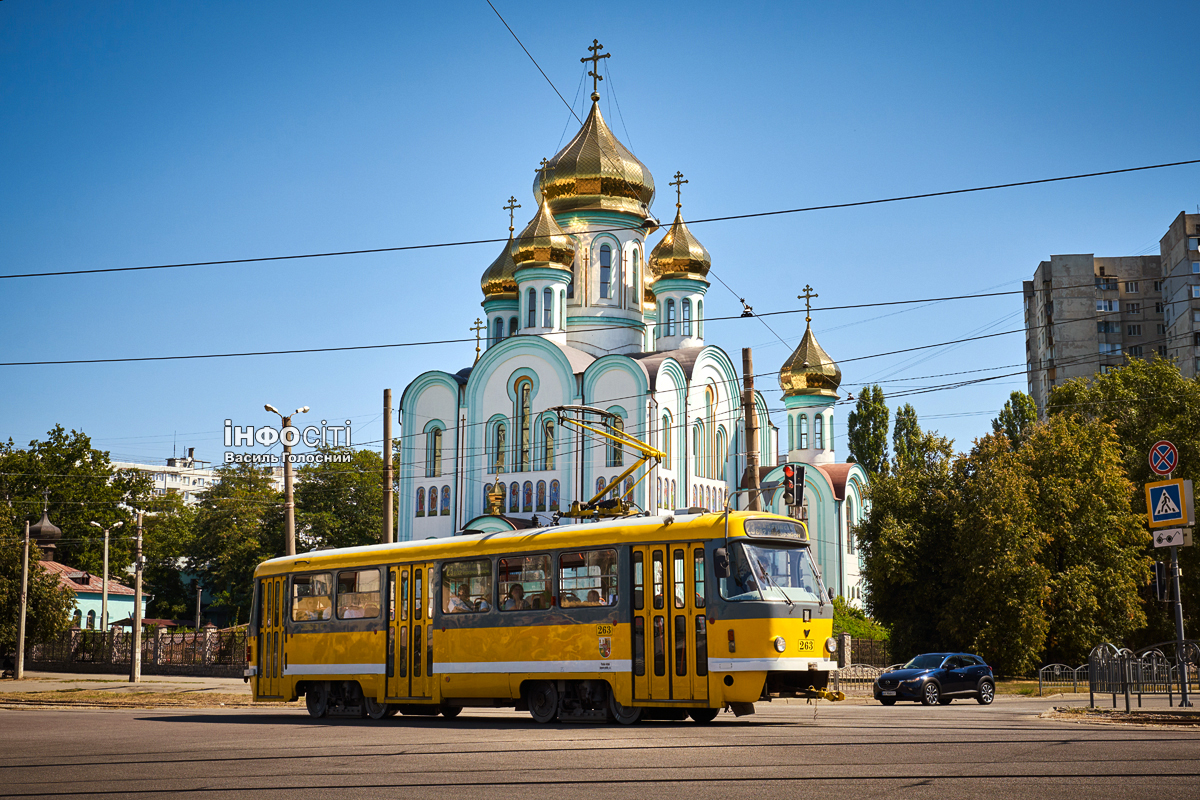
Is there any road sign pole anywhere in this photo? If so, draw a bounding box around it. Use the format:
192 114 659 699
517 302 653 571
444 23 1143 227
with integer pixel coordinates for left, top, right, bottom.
1170 543 1191 707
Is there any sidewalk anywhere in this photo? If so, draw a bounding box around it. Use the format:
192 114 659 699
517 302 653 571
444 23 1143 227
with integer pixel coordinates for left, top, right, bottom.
1 670 252 694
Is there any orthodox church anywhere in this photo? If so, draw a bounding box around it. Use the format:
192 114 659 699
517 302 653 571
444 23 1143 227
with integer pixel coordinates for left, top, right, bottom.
397 49 867 604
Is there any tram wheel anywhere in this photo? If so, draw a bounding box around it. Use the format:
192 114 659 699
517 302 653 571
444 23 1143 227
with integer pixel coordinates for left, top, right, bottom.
364 696 390 720
689 708 719 724
305 683 329 718
440 705 462 719
528 681 559 724
608 692 642 725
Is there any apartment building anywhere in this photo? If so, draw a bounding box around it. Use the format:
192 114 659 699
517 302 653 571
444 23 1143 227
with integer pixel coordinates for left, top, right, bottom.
1160 211 1200 378
1024 254 1164 413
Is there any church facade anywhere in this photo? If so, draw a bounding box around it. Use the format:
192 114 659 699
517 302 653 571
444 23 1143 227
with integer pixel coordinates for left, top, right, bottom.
396 56 867 605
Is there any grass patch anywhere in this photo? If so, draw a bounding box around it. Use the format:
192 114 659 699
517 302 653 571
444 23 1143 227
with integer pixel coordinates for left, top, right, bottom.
0 690 301 709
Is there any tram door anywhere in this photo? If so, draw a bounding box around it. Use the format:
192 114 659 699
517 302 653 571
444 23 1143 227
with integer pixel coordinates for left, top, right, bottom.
258 576 285 697
392 563 434 699
631 545 708 702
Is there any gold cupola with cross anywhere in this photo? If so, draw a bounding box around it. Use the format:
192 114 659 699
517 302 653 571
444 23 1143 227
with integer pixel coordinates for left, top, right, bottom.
647 172 711 280
779 286 842 398
533 40 655 221
481 196 522 299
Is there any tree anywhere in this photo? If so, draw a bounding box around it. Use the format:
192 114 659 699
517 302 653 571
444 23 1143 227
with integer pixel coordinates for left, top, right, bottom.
191 463 283 625
992 391 1038 446
1022 413 1149 663
294 447 397 551
892 403 923 469
0 536 75 655
142 492 197 621
945 433 1049 675
1047 357 1200 645
847 385 890 474
832 596 890 641
856 430 956 660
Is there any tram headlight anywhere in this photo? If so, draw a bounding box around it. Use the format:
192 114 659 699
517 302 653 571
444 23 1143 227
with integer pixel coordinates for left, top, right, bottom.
824 637 838 654
773 636 787 653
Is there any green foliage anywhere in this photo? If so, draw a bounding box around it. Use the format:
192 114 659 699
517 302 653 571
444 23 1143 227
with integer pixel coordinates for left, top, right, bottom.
832 596 889 640
0 426 152 575
142 492 197 621
191 463 283 624
294 447 396 550
992 391 1038 446
892 403 923 469
847 385 890 474
1047 357 1200 645
0 536 75 653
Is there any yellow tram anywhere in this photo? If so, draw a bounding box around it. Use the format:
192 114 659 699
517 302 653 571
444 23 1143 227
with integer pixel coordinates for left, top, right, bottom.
247 509 838 723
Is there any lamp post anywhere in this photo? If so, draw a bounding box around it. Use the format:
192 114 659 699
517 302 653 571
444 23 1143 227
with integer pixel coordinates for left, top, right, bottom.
88 521 123 630
265 403 308 556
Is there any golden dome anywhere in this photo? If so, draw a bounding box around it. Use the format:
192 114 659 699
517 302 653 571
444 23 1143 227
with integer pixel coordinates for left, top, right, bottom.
779 324 842 398
481 234 518 297
533 95 655 219
647 207 711 279
511 199 576 268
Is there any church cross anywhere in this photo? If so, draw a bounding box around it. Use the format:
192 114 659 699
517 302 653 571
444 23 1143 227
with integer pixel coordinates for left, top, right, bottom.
669 171 688 208
535 157 551 193
799 285 818 324
581 39 610 96
503 196 520 234
471 317 486 364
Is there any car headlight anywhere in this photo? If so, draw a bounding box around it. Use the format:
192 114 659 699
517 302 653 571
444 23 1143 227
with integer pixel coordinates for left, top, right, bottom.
824 637 838 654
774 636 787 653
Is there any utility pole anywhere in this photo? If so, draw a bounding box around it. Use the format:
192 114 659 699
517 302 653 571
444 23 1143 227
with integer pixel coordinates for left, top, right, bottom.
88 521 123 629
383 389 394 544
1171 543 1191 706
265 404 308 556
15 520 30 680
742 348 762 511
194 581 202 631
130 511 143 683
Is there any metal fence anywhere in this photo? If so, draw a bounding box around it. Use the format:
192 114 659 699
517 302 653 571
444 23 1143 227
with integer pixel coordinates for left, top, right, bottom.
849 638 891 668
29 626 248 677
1037 663 1089 695
831 663 906 695
1086 641 1200 710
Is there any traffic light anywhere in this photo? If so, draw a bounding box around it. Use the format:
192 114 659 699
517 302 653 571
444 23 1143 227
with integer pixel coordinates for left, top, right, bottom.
1151 561 1171 602
782 463 803 506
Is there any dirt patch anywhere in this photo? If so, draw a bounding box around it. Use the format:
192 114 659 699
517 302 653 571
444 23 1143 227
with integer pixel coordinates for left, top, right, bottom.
1043 706 1200 726
0 690 302 709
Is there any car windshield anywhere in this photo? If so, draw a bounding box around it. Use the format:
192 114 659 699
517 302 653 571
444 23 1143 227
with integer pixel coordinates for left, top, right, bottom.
720 541 824 603
903 654 947 670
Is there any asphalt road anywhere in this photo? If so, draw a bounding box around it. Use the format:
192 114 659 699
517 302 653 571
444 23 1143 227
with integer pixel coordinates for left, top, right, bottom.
1 697 1197 799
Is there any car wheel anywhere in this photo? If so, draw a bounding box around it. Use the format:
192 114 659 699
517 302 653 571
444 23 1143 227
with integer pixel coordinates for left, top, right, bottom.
879 698 896 706
305 682 328 718
976 680 995 705
921 682 940 706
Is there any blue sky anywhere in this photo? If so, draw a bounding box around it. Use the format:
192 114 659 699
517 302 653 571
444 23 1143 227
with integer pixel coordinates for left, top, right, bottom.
2 0 1197 465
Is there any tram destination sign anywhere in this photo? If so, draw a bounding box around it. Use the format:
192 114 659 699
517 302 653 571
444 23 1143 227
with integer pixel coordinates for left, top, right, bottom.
1145 478 1194 529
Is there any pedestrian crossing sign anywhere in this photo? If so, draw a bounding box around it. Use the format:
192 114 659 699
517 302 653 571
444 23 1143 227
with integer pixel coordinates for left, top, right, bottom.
1145 479 1194 529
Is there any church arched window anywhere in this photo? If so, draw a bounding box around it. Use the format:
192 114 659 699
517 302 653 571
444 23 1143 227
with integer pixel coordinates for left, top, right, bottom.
522 481 533 512
608 415 624 467
493 317 504 345
560 290 566 328
814 415 824 449
441 485 450 515
631 247 639 309
515 378 532 472
666 300 676 336
426 427 443 478
542 419 555 470
543 288 552 328
846 497 855 554
508 317 518 337
697 300 704 338
491 422 507 473
87 609 96 629
536 480 546 511
716 427 727 481
661 411 672 469
527 288 537 328
415 487 425 517
549 480 560 510
682 299 692 336
799 415 809 450
693 424 701 476
599 244 612 299
509 481 519 513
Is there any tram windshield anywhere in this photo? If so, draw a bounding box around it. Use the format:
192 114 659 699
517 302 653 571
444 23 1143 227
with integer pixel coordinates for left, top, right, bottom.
720 541 824 603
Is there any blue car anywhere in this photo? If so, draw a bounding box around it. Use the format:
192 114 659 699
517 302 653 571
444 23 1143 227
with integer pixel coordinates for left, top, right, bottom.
873 652 995 706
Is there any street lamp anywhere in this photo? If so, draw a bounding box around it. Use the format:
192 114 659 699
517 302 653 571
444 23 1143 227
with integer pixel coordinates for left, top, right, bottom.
88 521 124 629
265 403 309 556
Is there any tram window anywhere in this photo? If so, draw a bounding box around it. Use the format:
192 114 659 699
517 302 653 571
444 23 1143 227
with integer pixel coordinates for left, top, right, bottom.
694 548 706 608
633 551 644 611
674 615 687 676
414 570 422 619
401 571 409 621
695 616 708 676
559 549 618 607
292 573 333 622
652 551 664 610
337 569 381 619
413 625 421 678
498 555 551 611
633 616 646 676
398 625 408 678
673 550 686 609
443 559 494 613
388 572 396 622
653 616 666 676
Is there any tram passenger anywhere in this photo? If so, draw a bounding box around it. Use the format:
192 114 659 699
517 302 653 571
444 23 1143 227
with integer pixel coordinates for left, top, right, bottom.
501 584 528 610
446 584 474 613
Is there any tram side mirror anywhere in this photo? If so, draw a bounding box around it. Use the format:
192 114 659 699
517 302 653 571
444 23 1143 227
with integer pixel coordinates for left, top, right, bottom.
714 548 729 579
828 588 835 601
